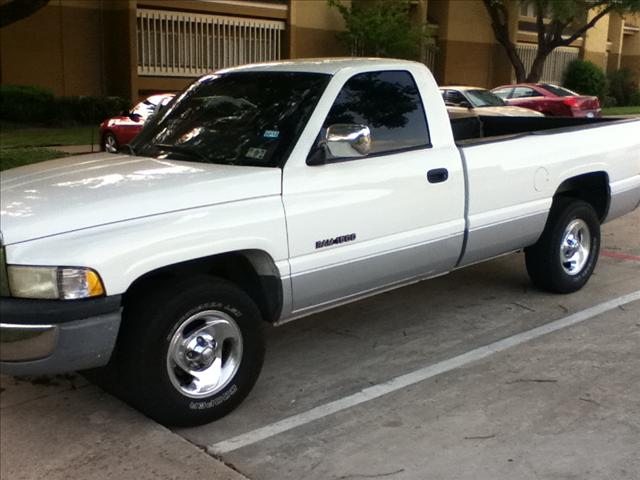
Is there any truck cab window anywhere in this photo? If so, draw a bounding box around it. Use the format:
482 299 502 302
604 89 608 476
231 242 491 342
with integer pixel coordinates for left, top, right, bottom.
322 70 430 157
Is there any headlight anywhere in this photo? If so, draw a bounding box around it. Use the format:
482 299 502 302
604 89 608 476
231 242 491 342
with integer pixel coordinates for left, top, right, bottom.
7 266 105 300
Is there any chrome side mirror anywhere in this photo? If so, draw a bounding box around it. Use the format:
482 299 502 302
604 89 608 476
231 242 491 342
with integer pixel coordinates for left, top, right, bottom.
325 123 372 158
306 123 372 166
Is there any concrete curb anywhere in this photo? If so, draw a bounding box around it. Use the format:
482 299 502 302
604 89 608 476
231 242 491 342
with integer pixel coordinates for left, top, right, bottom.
0 374 250 480
47 144 101 154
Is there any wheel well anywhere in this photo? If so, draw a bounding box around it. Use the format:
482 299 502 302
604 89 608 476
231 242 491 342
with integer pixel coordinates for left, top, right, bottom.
123 250 283 323
553 172 610 222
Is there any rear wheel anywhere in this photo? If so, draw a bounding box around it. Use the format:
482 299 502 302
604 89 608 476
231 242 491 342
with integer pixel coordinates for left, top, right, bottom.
116 276 265 426
525 198 600 293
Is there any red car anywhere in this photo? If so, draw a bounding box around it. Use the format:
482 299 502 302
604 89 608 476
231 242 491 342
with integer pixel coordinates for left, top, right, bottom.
491 83 601 118
100 93 175 152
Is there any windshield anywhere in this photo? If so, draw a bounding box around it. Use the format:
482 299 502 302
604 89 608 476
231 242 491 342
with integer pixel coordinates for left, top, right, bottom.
130 94 175 120
465 89 506 107
541 83 579 97
131 72 330 167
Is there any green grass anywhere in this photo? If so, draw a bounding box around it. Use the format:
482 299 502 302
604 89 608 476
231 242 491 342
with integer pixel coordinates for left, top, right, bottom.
0 123 98 148
601 106 640 116
0 147 68 171
0 123 97 171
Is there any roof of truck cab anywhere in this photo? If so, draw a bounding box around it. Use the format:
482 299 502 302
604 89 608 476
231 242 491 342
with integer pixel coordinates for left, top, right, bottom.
217 57 423 75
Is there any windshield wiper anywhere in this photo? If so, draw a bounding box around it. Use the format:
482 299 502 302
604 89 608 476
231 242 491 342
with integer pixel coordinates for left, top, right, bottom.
153 143 208 162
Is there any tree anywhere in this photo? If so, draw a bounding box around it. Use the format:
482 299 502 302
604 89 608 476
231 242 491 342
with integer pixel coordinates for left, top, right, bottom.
482 0 640 82
0 0 50 28
327 0 433 59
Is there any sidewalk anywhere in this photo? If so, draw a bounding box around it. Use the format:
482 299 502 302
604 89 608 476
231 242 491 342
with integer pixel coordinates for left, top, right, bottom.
0 374 248 480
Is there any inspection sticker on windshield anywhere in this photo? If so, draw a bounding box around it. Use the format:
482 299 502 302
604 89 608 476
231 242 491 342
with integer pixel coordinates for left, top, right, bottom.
263 130 279 138
246 147 267 160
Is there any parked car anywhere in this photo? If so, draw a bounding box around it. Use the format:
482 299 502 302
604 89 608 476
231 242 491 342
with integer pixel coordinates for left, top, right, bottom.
440 86 543 117
99 93 175 152
491 83 601 118
2 59 639 427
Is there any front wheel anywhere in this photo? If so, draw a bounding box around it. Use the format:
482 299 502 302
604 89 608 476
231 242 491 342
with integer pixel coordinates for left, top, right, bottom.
117 277 265 426
103 132 118 153
525 198 600 293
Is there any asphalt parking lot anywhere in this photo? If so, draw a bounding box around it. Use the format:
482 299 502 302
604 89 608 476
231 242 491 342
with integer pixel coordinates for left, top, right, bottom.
2 209 639 480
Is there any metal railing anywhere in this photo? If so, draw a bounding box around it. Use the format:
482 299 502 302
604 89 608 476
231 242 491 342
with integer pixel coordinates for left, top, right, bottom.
515 43 579 83
424 47 436 72
137 8 286 77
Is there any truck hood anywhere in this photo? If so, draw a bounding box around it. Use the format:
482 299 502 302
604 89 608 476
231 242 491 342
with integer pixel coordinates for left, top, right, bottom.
0 153 282 245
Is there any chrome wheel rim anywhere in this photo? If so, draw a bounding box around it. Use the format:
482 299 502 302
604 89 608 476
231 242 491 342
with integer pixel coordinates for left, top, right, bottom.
104 134 117 153
559 219 591 276
166 310 243 399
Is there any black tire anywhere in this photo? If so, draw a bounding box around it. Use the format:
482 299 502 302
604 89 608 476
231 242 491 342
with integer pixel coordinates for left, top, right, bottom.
525 198 600 293
116 276 265 426
103 132 118 153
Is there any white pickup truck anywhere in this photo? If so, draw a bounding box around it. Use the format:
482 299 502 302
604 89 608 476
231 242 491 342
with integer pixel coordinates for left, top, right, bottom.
1 59 639 426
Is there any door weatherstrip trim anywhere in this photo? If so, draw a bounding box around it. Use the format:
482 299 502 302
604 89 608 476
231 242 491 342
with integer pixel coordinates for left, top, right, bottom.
454 146 470 268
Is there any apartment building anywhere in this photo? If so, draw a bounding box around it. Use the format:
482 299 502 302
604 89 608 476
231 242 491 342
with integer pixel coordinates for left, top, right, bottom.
1 0 638 101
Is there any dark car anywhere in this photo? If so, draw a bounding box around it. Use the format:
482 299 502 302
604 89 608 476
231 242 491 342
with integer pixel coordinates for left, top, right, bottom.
99 93 175 152
491 83 601 118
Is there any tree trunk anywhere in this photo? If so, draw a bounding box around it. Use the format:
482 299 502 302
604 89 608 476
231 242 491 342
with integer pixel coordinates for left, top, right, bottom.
481 0 527 82
512 58 527 83
526 48 551 83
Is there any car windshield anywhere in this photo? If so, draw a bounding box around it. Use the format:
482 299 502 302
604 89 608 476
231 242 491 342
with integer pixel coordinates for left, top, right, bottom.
465 89 506 107
131 72 330 168
130 95 174 120
541 84 579 97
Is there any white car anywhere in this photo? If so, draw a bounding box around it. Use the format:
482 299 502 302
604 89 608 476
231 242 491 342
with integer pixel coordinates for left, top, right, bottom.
1 59 639 426
441 86 544 117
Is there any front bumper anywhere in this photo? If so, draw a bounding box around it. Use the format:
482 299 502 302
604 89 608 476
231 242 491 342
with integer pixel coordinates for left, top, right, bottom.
0 295 122 375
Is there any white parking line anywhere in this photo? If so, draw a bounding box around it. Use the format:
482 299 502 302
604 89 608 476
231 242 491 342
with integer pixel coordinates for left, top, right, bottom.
208 290 640 455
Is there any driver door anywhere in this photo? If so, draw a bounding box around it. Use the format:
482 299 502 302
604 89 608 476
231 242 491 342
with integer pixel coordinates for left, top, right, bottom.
282 69 466 315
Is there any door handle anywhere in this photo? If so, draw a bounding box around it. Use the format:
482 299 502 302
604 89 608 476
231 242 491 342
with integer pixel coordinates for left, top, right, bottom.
427 168 448 183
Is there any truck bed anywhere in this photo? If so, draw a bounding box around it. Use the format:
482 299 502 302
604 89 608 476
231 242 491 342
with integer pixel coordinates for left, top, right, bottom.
451 115 625 145
452 114 640 267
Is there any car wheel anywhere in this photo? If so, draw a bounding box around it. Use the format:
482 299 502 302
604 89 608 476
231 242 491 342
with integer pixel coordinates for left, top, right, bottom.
525 198 600 293
116 276 265 426
103 132 118 153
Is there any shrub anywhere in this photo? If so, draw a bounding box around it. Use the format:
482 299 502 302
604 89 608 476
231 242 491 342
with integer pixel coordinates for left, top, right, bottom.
53 96 130 125
0 85 130 125
607 68 638 106
630 90 640 106
563 60 607 100
0 85 55 123
328 0 433 59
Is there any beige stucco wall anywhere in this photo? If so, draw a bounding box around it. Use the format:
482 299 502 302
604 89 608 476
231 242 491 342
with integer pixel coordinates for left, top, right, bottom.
428 0 514 88
288 0 349 58
607 13 625 72
2 0 628 100
0 0 108 96
620 14 640 80
582 9 610 70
